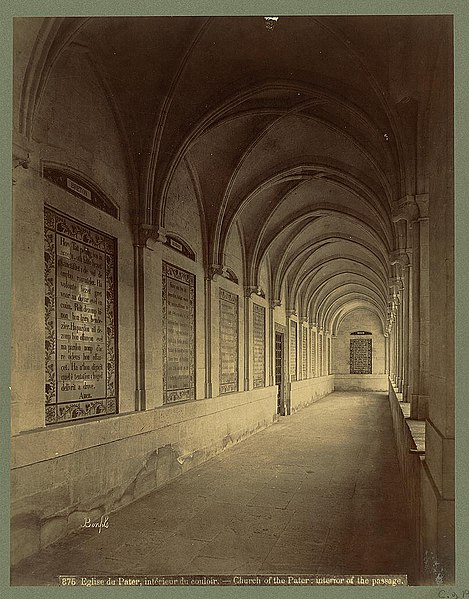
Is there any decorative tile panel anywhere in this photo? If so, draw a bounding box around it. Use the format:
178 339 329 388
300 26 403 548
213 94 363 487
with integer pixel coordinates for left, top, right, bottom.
162 262 196 403
302 326 307 379
44 207 117 424
311 331 316 377
290 321 297 381
350 338 372 374
219 288 238 394
252 304 265 388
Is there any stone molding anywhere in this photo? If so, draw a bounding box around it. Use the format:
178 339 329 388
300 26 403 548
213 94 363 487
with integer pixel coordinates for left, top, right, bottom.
134 224 165 248
209 264 239 284
244 285 265 299
12 141 31 184
390 249 410 267
392 194 419 224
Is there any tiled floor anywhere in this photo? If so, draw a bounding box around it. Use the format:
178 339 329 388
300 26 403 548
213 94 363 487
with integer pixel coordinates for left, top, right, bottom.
11 392 414 585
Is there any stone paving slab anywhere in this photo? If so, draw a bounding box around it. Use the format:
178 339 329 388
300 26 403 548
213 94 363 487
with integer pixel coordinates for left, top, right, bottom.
11 392 414 585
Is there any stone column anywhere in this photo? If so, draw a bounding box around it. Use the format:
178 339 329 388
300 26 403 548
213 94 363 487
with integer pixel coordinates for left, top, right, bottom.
133 224 168 410
133 234 146 411
384 333 389 375
402 260 412 401
392 196 429 416
243 288 252 391
416 195 430 419
203 265 219 399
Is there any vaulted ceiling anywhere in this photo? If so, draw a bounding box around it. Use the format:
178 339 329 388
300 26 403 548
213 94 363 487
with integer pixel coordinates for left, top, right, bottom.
16 15 449 332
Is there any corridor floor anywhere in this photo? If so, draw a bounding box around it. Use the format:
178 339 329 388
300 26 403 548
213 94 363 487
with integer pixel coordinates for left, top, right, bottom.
11 392 414 585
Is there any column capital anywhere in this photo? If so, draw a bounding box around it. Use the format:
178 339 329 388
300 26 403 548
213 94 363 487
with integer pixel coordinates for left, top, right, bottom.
244 285 265 299
390 249 410 268
415 193 429 219
392 195 419 224
208 265 239 283
286 309 297 318
134 224 165 248
389 277 403 295
269 298 282 309
12 141 31 185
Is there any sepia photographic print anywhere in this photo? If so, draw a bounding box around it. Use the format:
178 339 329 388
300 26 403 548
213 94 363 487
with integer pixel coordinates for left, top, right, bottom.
6 2 466 592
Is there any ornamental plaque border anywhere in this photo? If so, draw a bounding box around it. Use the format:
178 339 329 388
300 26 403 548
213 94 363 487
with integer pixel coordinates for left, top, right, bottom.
44 206 118 425
162 261 196 404
290 320 297 382
350 338 373 374
252 303 266 388
219 288 239 394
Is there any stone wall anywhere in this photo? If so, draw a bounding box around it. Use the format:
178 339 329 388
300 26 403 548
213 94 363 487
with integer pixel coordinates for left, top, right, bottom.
290 375 334 413
424 17 455 585
333 309 385 377
334 374 387 392
11 386 277 565
388 381 423 583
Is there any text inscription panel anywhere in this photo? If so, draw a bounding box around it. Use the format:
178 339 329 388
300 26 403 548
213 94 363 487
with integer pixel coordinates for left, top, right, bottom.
302 327 307 379
252 304 265 388
162 262 195 403
311 332 316 377
290 321 297 381
350 338 372 374
318 335 323 376
44 208 117 425
219 289 238 394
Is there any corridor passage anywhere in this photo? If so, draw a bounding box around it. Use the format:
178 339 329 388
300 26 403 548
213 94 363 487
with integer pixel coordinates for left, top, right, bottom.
11 392 413 585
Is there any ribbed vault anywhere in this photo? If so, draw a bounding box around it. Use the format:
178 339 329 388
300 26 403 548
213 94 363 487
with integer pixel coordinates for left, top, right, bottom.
19 14 444 350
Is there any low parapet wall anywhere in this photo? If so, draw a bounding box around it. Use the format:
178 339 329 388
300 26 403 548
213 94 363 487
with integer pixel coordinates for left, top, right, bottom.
388 379 425 583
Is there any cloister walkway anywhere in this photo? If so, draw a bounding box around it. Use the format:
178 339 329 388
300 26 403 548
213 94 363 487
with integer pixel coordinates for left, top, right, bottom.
11 392 413 585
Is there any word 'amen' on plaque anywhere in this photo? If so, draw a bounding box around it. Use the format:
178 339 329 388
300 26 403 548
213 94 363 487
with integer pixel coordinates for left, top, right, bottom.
162 262 196 403
44 208 117 424
219 289 238 394
252 304 265 388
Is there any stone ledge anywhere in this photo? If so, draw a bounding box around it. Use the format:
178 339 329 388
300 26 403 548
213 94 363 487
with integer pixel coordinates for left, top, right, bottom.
392 383 425 454
12 387 277 469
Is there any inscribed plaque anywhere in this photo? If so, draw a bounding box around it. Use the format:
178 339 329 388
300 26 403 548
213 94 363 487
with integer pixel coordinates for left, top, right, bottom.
290 321 297 381
44 208 117 425
252 304 265 388
318 334 323 376
219 289 238 394
302 327 307 379
162 262 195 403
350 338 372 374
311 331 316 377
